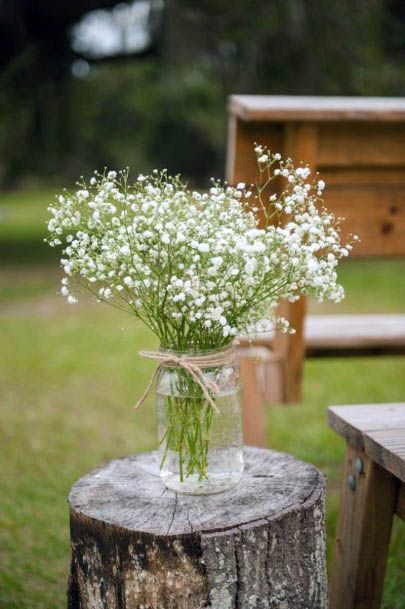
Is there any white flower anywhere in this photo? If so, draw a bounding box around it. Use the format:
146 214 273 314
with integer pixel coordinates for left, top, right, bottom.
120 245 131 256
307 258 318 271
46 149 352 348
67 295 77 304
222 325 231 337
244 259 256 275
211 256 223 266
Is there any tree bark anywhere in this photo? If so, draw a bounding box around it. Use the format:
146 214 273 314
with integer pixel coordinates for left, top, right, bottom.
68 447 328 609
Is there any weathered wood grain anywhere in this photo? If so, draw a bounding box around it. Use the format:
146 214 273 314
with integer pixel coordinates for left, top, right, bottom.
329 445 399 609
68 447 328 609
328 403 405 450
364 427 405 483
329 403 405 609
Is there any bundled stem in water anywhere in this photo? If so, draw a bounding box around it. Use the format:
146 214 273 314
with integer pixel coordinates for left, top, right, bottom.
159 368 215 481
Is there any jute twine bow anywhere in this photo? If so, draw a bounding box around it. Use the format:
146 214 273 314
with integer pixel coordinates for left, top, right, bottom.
134 347 235 413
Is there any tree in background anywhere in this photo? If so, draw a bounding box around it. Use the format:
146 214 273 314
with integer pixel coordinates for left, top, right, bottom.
0 0 161 185
0 0 404 187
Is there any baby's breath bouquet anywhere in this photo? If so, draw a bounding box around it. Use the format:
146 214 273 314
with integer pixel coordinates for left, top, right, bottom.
47 145 354 494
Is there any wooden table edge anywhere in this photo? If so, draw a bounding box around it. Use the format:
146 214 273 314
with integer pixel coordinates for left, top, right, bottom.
327 406 365 450
363 428 405 484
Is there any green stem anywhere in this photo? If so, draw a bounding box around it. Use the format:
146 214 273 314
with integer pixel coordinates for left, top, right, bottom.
160 368 216 482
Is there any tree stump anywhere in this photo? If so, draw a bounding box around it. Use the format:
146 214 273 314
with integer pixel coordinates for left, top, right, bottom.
68 447 328 609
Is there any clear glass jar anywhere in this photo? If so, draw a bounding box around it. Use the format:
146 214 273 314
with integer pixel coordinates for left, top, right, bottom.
156 346 244 495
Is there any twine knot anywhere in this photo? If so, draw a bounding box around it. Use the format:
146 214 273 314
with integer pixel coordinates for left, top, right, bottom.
134 347 235 413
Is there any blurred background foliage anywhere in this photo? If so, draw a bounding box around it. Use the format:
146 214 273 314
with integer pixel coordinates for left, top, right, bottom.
0 0 405 188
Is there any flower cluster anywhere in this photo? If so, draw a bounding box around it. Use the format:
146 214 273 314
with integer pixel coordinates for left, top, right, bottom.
46 147 356 350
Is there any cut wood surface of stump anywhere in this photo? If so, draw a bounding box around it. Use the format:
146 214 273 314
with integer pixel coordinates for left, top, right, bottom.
68 447 328 609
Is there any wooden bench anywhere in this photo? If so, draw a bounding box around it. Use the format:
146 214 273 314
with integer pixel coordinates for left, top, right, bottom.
236 315 405 446
240 314 405 356
328 403 405 609
227 95 405 445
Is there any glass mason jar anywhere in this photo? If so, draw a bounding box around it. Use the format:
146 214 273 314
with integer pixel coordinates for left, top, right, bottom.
156 346 244 495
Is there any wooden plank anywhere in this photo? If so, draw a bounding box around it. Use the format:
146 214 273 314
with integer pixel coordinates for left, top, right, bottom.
263 352 284 405
240 315 405 355
273 297 307 402
329 446 399 609
328 403 405 450
322 184 405 257
396 481 405 521
229 95 405 123
305 315 405 351
321 167 405 257
322 167 405 186
317 123 405 167
364 428 405 483
271 122 317 403
237 346 269 447
226 116 283 186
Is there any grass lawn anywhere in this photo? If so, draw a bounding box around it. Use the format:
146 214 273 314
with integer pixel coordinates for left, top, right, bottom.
0 190 404 608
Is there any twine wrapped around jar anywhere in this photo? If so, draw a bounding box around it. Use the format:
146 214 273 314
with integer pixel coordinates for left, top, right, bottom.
134 346 235 413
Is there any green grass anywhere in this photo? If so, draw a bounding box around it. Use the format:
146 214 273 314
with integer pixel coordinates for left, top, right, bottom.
311 258 405 314
0 189 404 609
0 188 58 264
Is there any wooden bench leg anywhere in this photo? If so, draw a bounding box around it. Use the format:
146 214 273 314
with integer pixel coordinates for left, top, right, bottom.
273 297 306 403
271 122 317 404
237 346 271 447
329 444 399 609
